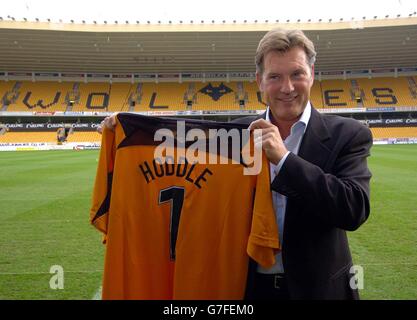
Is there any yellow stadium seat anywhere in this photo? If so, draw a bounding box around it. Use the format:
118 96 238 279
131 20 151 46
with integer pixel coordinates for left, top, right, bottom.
0 132 57 143
1 77 416 112
370 127 417 139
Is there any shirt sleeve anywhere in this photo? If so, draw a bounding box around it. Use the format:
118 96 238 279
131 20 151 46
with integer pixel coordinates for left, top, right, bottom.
89 127 116 236
274 151 290 176
247 152 281 268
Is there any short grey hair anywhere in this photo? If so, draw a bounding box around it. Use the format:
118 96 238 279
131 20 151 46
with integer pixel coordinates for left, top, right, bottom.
255 28 317 74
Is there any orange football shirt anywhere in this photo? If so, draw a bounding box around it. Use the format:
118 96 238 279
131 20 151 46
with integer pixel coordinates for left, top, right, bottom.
90 113 280 299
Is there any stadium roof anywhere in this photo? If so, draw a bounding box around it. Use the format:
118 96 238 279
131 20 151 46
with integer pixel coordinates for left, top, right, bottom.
0 0 416 74
2 0 416 25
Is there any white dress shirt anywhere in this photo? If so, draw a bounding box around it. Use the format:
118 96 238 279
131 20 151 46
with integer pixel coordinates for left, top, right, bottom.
257 102 312 274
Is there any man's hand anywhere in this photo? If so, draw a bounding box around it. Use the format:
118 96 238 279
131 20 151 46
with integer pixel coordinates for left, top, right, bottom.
248 119 288 165
97 113 118 134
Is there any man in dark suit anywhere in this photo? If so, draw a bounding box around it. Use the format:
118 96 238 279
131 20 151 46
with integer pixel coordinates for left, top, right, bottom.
98 28 372 300
236 28 372 300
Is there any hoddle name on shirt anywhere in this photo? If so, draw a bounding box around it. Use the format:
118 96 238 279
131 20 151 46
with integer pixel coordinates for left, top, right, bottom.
139 156 213 189
153 121 263 175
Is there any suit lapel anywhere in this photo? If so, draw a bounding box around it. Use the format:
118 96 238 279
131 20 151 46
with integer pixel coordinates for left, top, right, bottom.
297 107 332 170
258 108 332 170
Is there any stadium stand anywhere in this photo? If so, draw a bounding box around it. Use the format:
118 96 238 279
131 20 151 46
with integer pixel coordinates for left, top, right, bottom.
1 77 417 112
358 77 416 108
0 131 57 143
0 81 17 111
1 19 417 149
66 131 101 142
108 83 135 112
238 82 258 110
309 81 324 108
74 82 111 112
319 79 358 108
134 82 190 111
5 81 72 112
193 81 238 110
370 127 417 139
1 75 417 149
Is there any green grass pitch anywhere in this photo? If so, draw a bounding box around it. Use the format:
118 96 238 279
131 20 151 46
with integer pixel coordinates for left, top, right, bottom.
0 145 416 299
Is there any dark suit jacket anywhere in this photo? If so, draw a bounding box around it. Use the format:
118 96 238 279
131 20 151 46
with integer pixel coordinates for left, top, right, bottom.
233 106 372 300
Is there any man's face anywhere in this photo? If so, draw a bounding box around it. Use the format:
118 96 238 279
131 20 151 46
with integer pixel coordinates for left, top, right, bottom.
256 47 314 124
